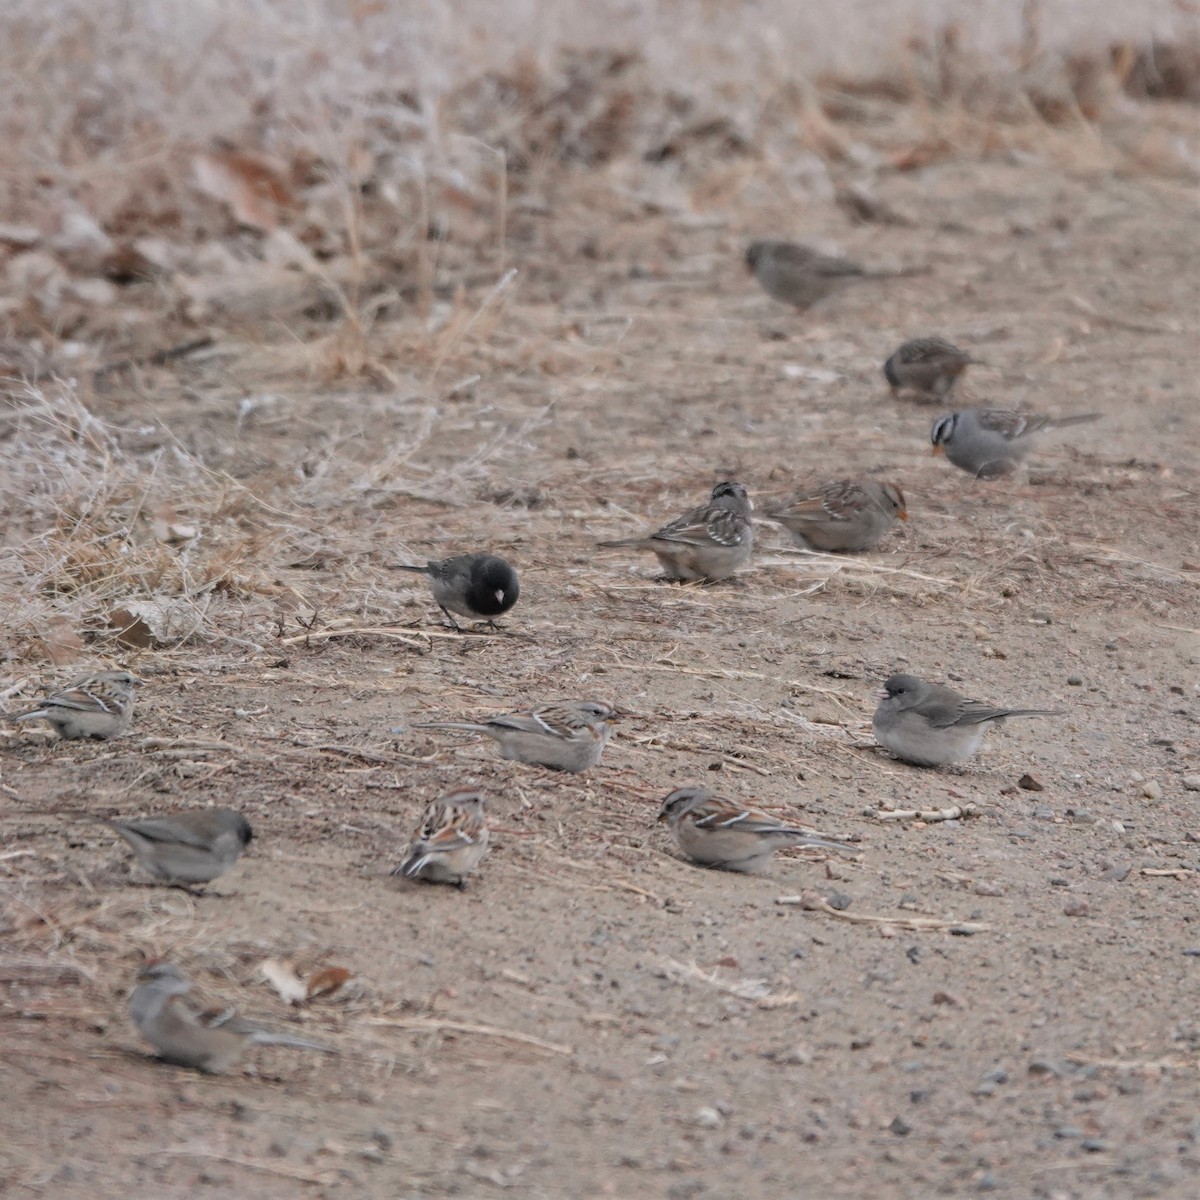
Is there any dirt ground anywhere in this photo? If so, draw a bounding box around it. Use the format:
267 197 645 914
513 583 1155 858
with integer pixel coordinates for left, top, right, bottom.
3 127 1200 1200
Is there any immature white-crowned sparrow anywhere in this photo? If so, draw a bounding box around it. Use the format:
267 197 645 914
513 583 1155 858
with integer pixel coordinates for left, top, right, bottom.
6 669 140 740
872 673 1063 767
766 479 907 553
657 786 855 873
883 337 980 401
414 700 617 773
393 553 519 630
930 408 1100 479
597 482 753 582
129 962 330 1073
392 788 489 888
100 808 253 887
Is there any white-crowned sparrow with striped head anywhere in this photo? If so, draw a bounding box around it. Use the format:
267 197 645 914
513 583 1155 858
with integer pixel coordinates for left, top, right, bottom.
392 789 489 888
884 337 980 402
392 553 519 630
766 479 907 553
6 669 140 740
872 673 1063 767
129 962 331 1073
930 408 1100 479
657 786 855 873
597 482 753 582
100 808 253 888
414 701 617 773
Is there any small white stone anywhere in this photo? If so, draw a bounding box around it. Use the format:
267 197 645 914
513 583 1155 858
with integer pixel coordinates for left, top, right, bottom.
693 1107 723 1129
1141 780 1162 801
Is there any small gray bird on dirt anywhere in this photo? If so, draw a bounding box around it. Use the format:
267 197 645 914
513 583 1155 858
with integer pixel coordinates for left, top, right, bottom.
6 669 140 740
597 482 753 582
392 789 489 888
745 240 916 310
392 553 519 630
100 808 253 888
129 961 331 1073
765 479 907 553
883 337 980 402
872 673 1063 767
930 408 1100 479
658 786 855 873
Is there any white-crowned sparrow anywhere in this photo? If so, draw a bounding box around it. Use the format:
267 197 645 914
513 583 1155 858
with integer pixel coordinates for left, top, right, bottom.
872 673 1063 767
657 786 855 873
392 788 489 887
414 700 617 773
930 408 1100 479
129 962 330 1073
6 669 140 740
393 553 519 630
884 337 980 401
597 482 753 582
766 479 907 553
100 808 253 888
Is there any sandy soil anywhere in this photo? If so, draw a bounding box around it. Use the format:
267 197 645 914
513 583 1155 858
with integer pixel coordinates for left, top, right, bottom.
3 148 1200 1200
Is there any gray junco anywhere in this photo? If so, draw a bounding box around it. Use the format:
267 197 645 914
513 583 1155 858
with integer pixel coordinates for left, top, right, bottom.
766 479 907 553
129 962 330 1073
931 408 1100 479
658 786 855 873
100 808 253 887
872 673 1063 767
414 701 617 773
6 669 140 740
597 481 753 582
393 553 519 630
392 788 489 888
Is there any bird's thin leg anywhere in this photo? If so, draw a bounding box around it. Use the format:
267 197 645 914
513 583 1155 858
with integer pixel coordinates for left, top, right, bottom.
438 606 463 632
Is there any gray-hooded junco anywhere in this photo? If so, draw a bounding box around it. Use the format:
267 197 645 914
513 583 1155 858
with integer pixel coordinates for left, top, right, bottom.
872 673 1063 767
100 808 253 887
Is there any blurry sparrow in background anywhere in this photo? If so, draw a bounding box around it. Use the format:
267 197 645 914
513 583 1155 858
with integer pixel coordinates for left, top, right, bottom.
883 336 981 402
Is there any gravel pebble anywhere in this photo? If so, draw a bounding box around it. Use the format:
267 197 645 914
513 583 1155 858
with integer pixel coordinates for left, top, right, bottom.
1183 776 1200 792
1142 779 1163 800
